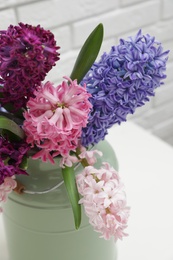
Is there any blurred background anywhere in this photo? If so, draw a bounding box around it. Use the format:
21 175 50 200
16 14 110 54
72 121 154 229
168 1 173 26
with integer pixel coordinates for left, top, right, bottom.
0 0 173 146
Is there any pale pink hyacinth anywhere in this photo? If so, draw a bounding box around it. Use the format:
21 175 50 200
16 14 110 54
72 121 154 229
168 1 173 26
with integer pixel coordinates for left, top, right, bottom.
60 147 103 168
76 163 130 241
79 146 103 165
60 154 79 168
0 177 17 212
23 77 92 163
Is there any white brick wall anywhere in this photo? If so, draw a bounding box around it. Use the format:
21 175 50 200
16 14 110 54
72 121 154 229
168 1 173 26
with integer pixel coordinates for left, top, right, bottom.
0 8 17 28
0 0 173 146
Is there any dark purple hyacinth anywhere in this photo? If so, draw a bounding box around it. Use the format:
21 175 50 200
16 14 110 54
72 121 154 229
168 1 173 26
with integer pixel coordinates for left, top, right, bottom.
81 30 169 147
0 23 60 110
0 136 29 185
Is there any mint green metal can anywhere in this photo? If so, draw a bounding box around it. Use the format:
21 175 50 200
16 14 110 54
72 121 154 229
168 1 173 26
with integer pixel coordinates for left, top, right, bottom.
3 140 118 260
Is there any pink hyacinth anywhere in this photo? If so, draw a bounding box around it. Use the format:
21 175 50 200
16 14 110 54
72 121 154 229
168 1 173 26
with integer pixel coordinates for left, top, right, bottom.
76 163 130 241
0 177 17 212
23 77 92 163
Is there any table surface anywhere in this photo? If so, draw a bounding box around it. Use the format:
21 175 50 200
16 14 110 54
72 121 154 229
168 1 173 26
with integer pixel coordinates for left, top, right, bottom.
1 122 173 260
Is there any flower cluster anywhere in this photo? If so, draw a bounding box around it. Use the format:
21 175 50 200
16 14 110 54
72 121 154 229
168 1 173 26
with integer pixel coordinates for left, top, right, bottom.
0 176 17 213
23 77 92 163
0 23 169 241
0 23 60 110
0 177 17 213
76 163 130 241
0 136 29 185
0 136 29 209
81 30 169 147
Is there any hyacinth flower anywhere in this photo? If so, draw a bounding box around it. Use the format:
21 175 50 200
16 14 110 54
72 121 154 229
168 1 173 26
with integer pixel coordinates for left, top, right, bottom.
23 77 92 164
0 176 17 212
76 162 130 241
0 135 30 210
0 136 29 185
0 23 60 110
81 29 169 147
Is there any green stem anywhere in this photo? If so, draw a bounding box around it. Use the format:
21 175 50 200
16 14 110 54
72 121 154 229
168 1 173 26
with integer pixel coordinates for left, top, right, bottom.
62 166 81 229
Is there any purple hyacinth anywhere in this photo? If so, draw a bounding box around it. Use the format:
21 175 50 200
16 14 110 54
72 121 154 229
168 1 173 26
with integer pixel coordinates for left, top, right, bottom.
0 23 60 110
0 161 17 186
81 30 169 147
0 136 29 185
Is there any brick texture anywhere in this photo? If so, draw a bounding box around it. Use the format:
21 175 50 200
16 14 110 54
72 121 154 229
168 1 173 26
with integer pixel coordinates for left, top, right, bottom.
121 0 146 7
73 1 160 48
162 0 173 19
17 0 119 28
0 0 173 146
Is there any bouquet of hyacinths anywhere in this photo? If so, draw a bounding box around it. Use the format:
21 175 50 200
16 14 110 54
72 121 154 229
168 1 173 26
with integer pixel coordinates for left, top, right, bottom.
0 23 169 241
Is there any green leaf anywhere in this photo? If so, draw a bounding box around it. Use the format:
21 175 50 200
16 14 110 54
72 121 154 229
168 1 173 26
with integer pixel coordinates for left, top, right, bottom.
0 116 25 139
62 166 81 229
1 129 21 142
70 23 104 83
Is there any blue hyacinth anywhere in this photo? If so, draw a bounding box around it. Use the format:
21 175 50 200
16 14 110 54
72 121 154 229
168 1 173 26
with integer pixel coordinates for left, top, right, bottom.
81 29 169 147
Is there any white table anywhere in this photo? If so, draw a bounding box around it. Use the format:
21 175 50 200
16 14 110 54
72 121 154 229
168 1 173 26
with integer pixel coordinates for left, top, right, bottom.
1 122 173 260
